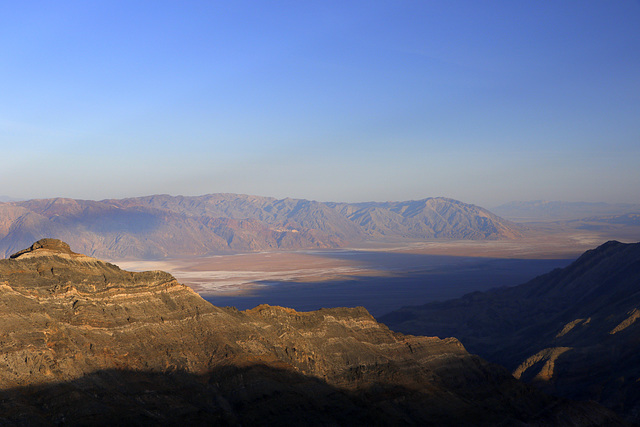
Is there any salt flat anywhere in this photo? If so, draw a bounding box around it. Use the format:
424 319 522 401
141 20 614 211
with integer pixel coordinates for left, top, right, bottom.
112 243 578 316
110 228 640 317
114 251 388 295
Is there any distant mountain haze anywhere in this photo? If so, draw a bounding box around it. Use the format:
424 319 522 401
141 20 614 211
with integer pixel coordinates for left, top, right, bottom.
0 196 22 203
493 200 640 222
329 198 522 239
0 194 522 259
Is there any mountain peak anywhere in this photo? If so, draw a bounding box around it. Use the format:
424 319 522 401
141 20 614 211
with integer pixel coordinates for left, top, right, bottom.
570 240 628 268
594 239 624 250
9 238 77 259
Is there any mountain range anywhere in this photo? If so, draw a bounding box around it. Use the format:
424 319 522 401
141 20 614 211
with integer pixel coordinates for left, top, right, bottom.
381 240 640 423
0 194 522 259
493 200 640 222
0 196 21 203
0 238 619 425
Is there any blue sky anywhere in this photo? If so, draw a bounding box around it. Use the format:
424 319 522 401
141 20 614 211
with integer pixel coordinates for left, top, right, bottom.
2 1 639 206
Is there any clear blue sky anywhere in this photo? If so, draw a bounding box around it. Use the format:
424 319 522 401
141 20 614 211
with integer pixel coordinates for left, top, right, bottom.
2 1 639 207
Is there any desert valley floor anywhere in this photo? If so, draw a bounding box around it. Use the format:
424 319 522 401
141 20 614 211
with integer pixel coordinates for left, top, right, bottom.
114 231 619 317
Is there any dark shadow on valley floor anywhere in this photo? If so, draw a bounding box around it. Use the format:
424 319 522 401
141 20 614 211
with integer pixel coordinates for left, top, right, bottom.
206 251 575 317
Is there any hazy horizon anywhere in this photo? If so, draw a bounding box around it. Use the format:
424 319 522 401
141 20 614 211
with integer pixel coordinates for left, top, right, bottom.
3 1 639 207
3 192 640 209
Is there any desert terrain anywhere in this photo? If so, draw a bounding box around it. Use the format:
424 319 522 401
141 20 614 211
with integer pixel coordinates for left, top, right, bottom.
113 226 638 317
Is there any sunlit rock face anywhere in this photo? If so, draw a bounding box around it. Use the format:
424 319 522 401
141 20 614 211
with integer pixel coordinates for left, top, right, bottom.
0 239 618 425
382 240 640 423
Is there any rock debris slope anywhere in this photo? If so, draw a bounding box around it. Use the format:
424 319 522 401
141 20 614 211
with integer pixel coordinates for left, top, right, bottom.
0 239 619 425
381 240 640 423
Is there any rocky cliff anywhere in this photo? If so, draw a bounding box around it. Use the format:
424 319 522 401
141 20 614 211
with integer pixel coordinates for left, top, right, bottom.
0 239 616 425
0 194 522 259
381 240 640 423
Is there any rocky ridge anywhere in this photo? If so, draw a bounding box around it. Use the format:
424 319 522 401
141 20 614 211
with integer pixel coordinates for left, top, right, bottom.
381 240 640 423
329 197 522 240
0 239 618 425
0 194 522 259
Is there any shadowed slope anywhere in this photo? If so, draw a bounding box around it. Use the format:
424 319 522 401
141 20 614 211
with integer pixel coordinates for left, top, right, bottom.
381 240 640 422
0 366 619 427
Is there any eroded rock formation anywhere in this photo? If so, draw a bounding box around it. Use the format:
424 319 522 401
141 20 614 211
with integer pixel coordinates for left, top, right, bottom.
0 239 619 425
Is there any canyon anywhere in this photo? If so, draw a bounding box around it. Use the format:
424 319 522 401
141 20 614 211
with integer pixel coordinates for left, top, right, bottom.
0 239 620 425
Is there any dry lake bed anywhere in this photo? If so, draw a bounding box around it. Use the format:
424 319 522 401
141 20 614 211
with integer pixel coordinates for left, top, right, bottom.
113 234 610 317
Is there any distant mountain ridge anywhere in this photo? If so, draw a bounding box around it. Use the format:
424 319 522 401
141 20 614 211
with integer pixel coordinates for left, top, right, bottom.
493 200 640 221
0 194 521 259
0 196 22 203
329 197 521 239
380 240 640 422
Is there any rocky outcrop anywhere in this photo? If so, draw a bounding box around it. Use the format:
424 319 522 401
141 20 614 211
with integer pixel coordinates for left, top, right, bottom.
0 194 522 259
9 237 76 258
0 239 618 425
381 240 640 423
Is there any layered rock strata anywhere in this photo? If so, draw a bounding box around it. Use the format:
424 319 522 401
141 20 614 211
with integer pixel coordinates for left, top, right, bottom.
0 239 619 425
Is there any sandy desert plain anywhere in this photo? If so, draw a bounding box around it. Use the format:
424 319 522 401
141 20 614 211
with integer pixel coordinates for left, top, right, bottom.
113 223 640 317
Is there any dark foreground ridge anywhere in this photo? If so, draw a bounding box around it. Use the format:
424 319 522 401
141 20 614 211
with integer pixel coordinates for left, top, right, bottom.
382 240 640 423
0 239 622 425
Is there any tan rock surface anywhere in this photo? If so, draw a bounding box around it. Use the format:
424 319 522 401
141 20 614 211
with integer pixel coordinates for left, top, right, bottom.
0 240 620 425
